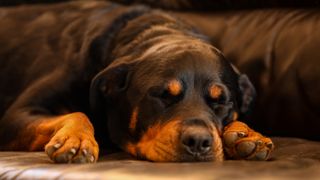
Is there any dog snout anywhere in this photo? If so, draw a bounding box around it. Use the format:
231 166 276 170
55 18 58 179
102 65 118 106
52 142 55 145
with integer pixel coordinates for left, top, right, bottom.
181 119 213 156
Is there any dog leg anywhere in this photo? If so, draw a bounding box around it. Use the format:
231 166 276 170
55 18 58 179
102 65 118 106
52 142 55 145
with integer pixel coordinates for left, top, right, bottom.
222 121 274 160
6 112 99 163
44 112 99 163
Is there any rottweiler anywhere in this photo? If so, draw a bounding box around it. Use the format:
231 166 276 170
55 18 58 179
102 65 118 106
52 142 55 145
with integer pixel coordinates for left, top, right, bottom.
0 1 273 163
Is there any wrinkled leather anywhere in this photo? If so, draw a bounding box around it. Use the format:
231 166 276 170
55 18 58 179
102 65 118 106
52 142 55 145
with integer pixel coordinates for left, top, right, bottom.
0 138 319 179
176 9 320 140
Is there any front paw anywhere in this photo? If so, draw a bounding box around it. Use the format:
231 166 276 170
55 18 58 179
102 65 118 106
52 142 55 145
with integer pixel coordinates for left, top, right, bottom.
223 121 274 160
44 113 99 163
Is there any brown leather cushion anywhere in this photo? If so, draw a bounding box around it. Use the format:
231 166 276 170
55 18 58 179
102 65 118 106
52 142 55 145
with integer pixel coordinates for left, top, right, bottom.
0 137 319 179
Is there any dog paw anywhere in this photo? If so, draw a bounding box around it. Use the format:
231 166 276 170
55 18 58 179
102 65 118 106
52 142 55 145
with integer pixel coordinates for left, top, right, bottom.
44 113 99 163
223 121 274 160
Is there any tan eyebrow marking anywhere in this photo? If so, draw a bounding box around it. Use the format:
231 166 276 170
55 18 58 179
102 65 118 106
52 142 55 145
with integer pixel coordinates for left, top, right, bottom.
167 79 182 96
209 84 223 99
232 112 238 121
129 107 139 131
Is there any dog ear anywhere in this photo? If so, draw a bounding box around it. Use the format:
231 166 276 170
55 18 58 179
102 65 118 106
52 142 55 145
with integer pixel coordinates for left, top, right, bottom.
238 74 256 114
230 64 256 114
90 61 134 112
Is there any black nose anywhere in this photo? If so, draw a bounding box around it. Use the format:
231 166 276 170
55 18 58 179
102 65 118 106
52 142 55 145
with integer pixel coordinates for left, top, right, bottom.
181 126 212 156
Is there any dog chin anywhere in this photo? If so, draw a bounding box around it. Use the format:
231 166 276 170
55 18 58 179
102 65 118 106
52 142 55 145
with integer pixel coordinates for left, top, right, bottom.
126 143 223 162
138 152 219 162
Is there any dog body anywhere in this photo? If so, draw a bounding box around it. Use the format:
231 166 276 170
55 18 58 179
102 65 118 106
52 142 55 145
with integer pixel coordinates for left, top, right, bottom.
0 1 273 163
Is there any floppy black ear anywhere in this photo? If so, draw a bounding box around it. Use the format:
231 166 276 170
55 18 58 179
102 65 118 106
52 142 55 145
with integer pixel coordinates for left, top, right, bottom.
238 74 256 114
90 62 132 113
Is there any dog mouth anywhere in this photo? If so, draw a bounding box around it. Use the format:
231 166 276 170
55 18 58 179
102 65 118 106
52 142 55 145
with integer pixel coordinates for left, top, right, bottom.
136 146 216 162
125 120 224 162
153 143 217 162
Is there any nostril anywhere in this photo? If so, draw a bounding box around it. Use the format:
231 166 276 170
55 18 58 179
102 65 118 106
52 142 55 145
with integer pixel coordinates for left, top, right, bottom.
186 137 195 147
182 136 196 149
200 138 212 153
202 139 211 148
181 130 213 155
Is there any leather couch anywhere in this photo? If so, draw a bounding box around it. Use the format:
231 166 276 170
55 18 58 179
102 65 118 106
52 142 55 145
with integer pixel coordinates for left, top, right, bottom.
1 138 320 179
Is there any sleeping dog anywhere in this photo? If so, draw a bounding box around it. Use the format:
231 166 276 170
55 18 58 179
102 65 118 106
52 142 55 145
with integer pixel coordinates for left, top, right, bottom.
0 1 273 163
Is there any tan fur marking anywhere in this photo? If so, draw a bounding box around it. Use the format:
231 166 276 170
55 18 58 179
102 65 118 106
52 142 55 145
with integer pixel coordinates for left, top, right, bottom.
126 143 137 156
168 79 182 96
233 112 239 121
129 107 139 131
209 85 223 99
126 120 180 162
211 125 224 162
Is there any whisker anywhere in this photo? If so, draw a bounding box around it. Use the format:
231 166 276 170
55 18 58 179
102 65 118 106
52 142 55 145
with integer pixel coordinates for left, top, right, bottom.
157 140 175 150
154 147 167 160
156 142 175 156
154 144 173 157
154 144 175 158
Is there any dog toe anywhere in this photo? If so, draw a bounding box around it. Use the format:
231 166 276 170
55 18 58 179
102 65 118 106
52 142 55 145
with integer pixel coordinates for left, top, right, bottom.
223 131 247 148
72 149 95 163
71 140 98 163
45 132 98 163
223 121 274 161
236 141 256 157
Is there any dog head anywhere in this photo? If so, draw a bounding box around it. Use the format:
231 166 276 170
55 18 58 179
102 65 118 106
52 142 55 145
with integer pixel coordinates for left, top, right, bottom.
90 13 255 162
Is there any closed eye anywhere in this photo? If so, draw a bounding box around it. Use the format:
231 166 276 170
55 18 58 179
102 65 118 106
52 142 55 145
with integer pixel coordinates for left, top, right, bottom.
206 94 227 106
149 86 183 107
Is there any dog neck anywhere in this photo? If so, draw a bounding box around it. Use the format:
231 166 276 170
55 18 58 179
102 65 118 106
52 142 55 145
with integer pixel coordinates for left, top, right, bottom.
91 5 209 65
88 6 151 69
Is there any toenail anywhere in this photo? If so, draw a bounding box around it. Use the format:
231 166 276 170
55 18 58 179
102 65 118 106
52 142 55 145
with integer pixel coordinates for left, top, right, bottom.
70 148 77 154
238 132 246 137
256 140 263 146
54 143 61 149
266 142 274 149
90 155 94 163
